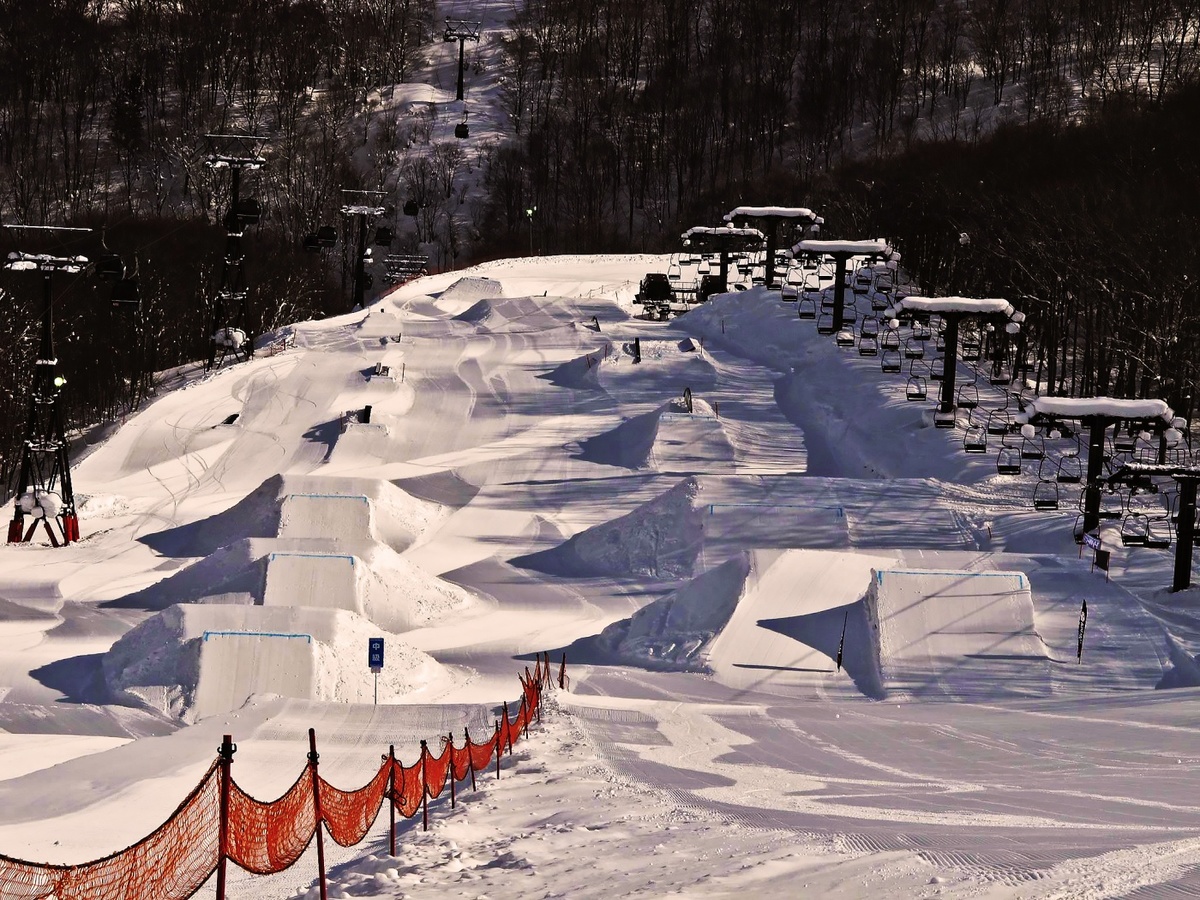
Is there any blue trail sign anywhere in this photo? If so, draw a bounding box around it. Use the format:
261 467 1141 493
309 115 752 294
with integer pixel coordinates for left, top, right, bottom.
368 637 384 672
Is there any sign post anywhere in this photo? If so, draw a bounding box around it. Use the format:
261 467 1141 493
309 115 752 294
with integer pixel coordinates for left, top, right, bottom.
1077 600 1088 663
368 637 384 705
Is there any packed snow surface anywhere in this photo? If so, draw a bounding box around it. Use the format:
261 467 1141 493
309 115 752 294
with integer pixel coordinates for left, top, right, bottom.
3 248 1200 900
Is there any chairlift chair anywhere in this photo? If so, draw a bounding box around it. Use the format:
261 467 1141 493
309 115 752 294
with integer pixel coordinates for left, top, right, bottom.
843 304 858 323
935 332 947 352
403 199 420 216
911 321 932 342
1120 512 1150 546
956 383 979 409
1033 479 1060 510
835 328 856 348
871 294 890 311
1113 431 1137 453
903 338 925 359
816 313 836 335
881 329 900 351
880 350 902 374
111 277 140 308
797 297 817 319
906 376 928 401
317 224 338 246
1020 435 1045 460
374 226 394 246
1145 516 1173 549
930 358 945 381
95 252 125 280
985 409 1011 435
989 367 1012 386
962 338 982 362
820 292 835 309
859 335 879 356
996 447 1021 475
861 316 879 337
909 358 931 379
303 232 322 253
235 198 262 226
1056 454 1083 483
964 425 988 453
1099 488 1124 519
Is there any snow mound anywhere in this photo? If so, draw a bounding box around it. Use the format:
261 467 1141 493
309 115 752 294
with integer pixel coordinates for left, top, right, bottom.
541 348 610 389
597 555 751 669
516 478 705 578
139 475 445 556
453 295 578 331
577 400 734 473
102 604 449 721
867 568 1049 701
433 276 504 315
576 407 664 469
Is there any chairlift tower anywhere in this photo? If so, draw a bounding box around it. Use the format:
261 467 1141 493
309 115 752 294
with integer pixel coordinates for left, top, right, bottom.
4 225 93 546
680 225 765 293
723 206 822 290
340 190 387 311
795 238 899 332
443 19 481 102
1106 462 1200 591
885 296 1024 427
204 134 266 371
1018 397 1178 539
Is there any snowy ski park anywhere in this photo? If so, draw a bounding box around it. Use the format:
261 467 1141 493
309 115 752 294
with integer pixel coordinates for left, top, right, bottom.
5 3 1200 900
4 250 1200 900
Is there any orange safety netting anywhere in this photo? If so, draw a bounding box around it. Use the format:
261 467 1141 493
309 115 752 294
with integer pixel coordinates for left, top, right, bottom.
0 760 221 900
0 662 560 900
226 765 317 875
423 744 451 799
391 759 425 818
318 759 390 848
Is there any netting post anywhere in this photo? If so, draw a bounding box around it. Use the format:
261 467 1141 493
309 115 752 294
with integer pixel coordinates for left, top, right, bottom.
448 732 456 809
559 652 567 689
494 721 501 779
521 695 529 739
308 728 327 900
216 734 236 900
420 740 429 832
503 701 513 755
464 727 477 791
387 745 396 857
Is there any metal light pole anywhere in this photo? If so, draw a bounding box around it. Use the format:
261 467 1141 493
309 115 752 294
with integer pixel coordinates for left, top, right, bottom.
525 205 537 256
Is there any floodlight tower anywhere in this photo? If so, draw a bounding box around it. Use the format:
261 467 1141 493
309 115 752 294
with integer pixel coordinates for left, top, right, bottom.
205 134 266 371
4 225 93 546
723 206 822 289
443 19 481 102
794 238 899 331
341 190 387 311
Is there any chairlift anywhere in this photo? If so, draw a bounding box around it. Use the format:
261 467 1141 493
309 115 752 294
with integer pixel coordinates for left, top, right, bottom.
874 273 894 295
1145 516 1173 549
843 304 858 323
964 425 987 453
403 199 420 216
1120 512 1150 546
956 383 979 409
1020 435 1045 460
835 328 856 348
930 359 945 381
95 252 125 280
859 335 879 356
962 338 982 362
816 313 835 335
820 292 835 309
111 277 140 308
903 338 925 359
1113 431 1136 453
881 329 900 351
374 226 394 246
697 258 712 275
989 367 1012 386
1056 454 1083 483
1033 479 1060 510
911 321 932 342
317 224 338 246
1099 489 1124 519
906 375 928 401
235 198 262 226
996 446 1021 475
985 409 1012 435
797 297 817 319
861 316 879 338
871 294 890 311
880 350 902 374
935 332 947 352
303 232 321 252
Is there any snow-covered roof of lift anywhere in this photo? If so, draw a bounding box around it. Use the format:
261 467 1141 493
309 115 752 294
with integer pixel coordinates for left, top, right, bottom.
723 206 823 223
5 251 89 273
794 238 891 256
1019 397 1174 424
681 226 765 242
340 205 387 216
888 296 1014 316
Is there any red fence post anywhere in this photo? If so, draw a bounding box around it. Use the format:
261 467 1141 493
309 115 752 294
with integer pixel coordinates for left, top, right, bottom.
521 695 530 739
448 732 456 809
503 702 513 755
307 728 327 900
420 740 429 832
387 745 396 857
464 727 477 791
494 721 501 779
559 653 567 689
215 734 235 900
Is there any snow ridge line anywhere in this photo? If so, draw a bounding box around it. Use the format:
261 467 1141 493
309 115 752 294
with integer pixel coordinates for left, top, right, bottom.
0 658 563 900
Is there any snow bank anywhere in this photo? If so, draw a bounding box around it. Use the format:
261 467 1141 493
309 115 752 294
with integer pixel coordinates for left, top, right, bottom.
597 555 751 669
432 275 504 315
516 478 706 578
